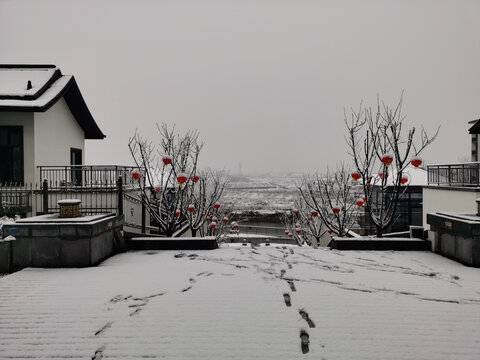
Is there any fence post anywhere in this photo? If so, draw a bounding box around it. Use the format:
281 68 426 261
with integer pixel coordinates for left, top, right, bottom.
117 176 123 216
141 176 146 233
42 179 48 214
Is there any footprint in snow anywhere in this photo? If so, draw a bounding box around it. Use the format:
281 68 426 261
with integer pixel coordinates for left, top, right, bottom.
94 322 113 337
283 293 292 307
300 330 309 354
299 309 315 328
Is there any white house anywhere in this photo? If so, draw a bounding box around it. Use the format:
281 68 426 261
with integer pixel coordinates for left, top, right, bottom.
0 64 105 185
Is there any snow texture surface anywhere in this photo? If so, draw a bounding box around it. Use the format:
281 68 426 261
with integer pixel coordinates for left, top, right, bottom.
0 67 56 97
0 75 72 107
1 245 480 359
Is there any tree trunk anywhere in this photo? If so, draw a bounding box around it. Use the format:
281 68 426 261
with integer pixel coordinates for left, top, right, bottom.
191 228 197 237
376 226 383 238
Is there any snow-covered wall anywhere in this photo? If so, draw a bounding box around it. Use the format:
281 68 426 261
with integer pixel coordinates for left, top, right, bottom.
0 111 35 184
34 98 85 183
423 186 480 230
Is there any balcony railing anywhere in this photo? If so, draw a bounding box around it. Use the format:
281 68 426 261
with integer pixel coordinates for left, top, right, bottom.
427 162 480 187
38 165 140 188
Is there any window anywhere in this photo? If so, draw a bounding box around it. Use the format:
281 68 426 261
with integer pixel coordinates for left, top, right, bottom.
0 126 23 183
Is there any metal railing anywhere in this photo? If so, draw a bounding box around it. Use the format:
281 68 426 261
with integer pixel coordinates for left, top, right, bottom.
427 162 480 187
38 165 140 188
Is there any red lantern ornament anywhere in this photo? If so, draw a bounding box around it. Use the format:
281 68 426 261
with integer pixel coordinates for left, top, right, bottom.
201 213 205 218
210 222 217 229
233 222 239 230
379 172 389 180
155 187 161 194
400 174 409 186
293 209 298 215
328 230 333 234
177 173 188 186
285 230 289 235
309 217 313 221
175 209 181 217
311 211 318 217
332 206 341 214
213 203 221 210
188 204 195 213
381 154 394 167
362 197 366 202
356 198 364 207
191 175 200 183
288 233 293 238
222 217 229 224
162 156 172 166
411 157 423 169
351 172 361 182
132 171 141 182
296 228 301 234
212 216 218 223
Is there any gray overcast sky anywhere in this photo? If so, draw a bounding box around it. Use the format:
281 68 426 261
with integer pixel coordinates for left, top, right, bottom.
1 0 479 174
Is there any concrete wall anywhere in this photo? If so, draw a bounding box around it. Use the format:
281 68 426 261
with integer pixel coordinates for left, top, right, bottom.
0 112 35 184
423 186 480 230
34 98 85 183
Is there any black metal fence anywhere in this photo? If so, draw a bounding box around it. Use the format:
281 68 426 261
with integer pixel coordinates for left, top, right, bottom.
427 162 480 187
38 165 139 188
0 166 148 233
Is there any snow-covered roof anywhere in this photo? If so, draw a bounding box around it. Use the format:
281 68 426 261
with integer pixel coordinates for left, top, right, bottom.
0 245 479 358
0 65 105 139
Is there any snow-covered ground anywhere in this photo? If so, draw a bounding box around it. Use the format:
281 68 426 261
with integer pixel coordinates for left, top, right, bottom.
1 245 480 359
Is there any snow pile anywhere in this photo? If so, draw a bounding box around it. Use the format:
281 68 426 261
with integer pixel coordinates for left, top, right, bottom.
1 246 480 359
0 215 15 239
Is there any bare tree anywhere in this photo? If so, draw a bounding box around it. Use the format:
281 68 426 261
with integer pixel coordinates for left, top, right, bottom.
282 198 326 247
345 94 439 237
184 169 229 237
128 124 227 237
298 164 360 237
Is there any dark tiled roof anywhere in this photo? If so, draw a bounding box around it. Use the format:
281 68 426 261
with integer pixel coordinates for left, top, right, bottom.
468 119 480 134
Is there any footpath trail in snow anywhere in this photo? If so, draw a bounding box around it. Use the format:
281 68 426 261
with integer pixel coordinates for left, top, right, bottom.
1 244 480 359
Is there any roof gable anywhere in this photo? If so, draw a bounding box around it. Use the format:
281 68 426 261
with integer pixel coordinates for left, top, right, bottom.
0 65 105 139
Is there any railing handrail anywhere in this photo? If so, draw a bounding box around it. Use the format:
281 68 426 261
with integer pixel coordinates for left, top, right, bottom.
37 165 137 169
427 162 480 167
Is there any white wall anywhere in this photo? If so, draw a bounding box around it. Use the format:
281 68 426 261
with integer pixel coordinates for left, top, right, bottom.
0 111 35 184
34 98 85 183
423 186 480 230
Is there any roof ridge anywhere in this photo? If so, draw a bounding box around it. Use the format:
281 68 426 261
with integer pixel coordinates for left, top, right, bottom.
0 64 56 69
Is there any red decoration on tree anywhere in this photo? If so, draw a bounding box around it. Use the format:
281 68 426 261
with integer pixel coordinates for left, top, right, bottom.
332 206 341 214
296 228 301 234
328 230 333 234
175 209 180 217
155 187 161 194
351 172 361 182
191 175 200 183
379 172 389 180
210 222 217 229
400 174 409 186
213 203 221 210
311 211 318 217
177 173 187 186
132 171 141 182
293 209 298 214
362 197 366 202
212 216 218 222
222 217 229 223
288 233 293 238
381 154 394 167
285 230 289 235
188 204 195 213
162 156 172 166
411 157 423 168
233 222 239 230
201 213 205 218
356 198 364 207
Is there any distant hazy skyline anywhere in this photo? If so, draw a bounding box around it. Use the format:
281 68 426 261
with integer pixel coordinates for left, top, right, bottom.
1 0 479 174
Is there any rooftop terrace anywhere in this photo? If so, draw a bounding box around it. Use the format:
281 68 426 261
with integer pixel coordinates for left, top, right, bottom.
1 245 479 359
